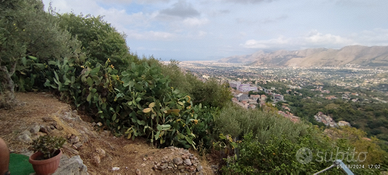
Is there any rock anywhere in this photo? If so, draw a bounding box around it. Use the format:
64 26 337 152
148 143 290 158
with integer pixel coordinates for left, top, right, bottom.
93 155 101 165
197 165 203 172
184 159 192 166
73 115 82 122
95 148 106 158
18 131 32 143
97 122 102 126
70 136 80 144
189 166 196 172
161 163 168 170
42 117 55 122
181 154 188 160
53 155 88 175
73 142 83 150
63 145 79 155
173 157 183 165
54 124 63 130
39 126 49 133
135 169 141 175
30 124 40 134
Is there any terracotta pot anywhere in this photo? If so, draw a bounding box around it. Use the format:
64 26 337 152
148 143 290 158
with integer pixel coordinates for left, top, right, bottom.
29 150 62 175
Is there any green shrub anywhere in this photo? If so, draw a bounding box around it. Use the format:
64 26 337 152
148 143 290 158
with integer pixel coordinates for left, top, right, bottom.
31 135 66 159
222 132 337 174
215 102 309 144
160 61 232 109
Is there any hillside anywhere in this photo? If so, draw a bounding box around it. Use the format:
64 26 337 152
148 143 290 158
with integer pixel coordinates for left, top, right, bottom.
0 92 216 175
219 45 388 68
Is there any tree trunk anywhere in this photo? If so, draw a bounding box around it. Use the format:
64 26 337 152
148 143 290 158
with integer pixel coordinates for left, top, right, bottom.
0 61 17 109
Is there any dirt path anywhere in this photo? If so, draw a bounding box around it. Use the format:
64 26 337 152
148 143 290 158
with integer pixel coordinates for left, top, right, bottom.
0 92 217 175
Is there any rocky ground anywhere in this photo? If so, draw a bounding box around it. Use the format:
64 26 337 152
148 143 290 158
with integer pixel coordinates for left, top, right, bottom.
0 92 219 175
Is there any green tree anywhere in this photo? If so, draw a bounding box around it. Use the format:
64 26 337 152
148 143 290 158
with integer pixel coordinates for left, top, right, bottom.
0 0 80 108
57 13 132 69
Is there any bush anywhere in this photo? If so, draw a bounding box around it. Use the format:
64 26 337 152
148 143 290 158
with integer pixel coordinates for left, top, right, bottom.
160 61 232 109
214 102 309 144
31 135 66 159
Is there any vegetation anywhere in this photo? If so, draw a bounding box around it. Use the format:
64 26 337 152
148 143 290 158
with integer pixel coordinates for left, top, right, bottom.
0 0 80 107
1 1 387 174
31 135 66 159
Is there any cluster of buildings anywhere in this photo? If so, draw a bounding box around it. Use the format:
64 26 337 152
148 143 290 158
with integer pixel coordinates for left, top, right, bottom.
314 112 351 127
311 86 330 93
262 88 284 102
229 81 258 92
278 111 300 123
232 93 265 109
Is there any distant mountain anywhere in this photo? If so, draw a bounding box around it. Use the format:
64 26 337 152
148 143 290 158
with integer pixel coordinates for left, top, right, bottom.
218 45 388 68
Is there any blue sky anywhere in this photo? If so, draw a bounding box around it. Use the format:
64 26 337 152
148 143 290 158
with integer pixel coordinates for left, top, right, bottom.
42 0 388 61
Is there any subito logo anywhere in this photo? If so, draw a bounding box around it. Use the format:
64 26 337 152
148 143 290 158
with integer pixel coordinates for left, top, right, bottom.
296 147 312 164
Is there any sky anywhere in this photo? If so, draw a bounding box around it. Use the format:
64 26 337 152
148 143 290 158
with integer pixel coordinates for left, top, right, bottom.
42 0 388 61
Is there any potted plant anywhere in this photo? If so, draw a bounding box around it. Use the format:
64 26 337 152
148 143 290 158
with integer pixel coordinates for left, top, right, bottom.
29 135 66 175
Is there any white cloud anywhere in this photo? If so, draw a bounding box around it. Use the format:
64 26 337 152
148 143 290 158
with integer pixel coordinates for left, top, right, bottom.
305 30 353 45
242 36 291 49
198 31 207 37
183 18 209 27
126 30 175 40
242 31 356 49
159 0 200 18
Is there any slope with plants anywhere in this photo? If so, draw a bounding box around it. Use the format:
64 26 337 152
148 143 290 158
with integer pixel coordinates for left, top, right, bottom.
1 0 387 174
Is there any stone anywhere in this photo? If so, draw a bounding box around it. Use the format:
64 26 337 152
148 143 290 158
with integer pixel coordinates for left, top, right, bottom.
39 126 49 133
63 145 79 155
173 157 183 165
73 142 83 150
53 155 88 175
177 165 185 170
54 124 63 130
189 166 196 172
184 159 192 166
42 117 55 122
30 124 40 134
18 132 32 143
95 148 106 158
197 165 203 172
135 169 141 175
93 155 101 165
70 136 80 144
161 163 168 170
73 115 82 122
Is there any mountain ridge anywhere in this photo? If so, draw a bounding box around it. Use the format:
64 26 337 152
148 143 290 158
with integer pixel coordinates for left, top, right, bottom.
219 45 388 68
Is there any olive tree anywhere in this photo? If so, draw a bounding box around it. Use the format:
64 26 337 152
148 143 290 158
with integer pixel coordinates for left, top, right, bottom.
57 13 131 69
0 0 81 108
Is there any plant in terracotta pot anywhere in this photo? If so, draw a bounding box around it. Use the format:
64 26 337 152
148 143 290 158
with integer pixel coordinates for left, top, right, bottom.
29 135 66 175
